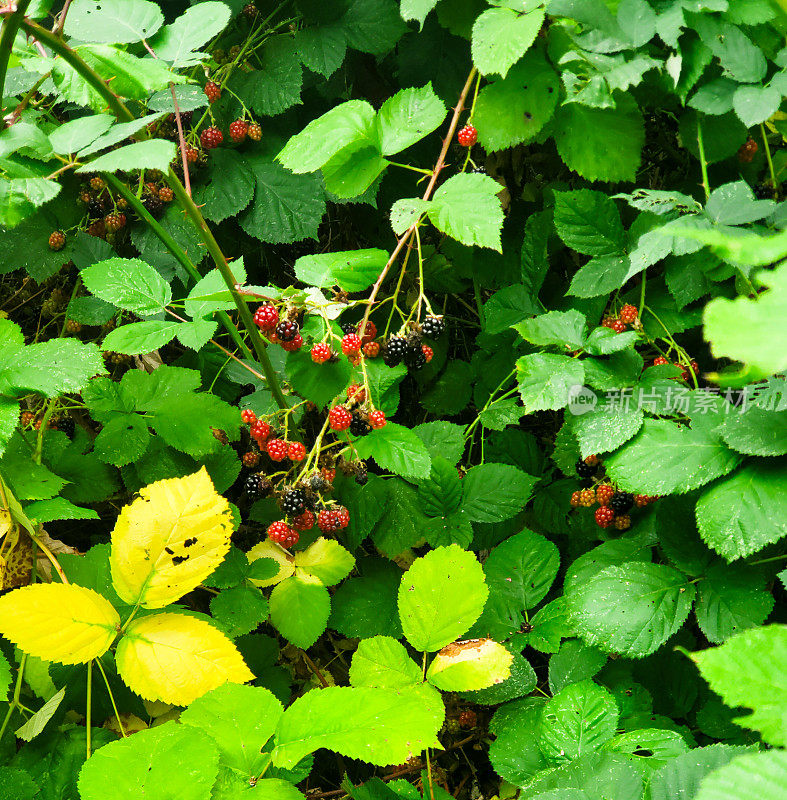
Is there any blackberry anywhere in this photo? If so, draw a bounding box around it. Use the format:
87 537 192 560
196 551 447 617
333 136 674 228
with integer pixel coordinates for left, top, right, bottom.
245 474 271 498
754 182 776 200
340 321 357 335
421 316 445 338
609 492 634 514
309 473 329 493
275 319 299 343
383 336 407 367
349 413 372 437
87 199 104 218
143 196 164 217
404 341 426 371
281 488 307 516
576 459 597 478
355 463 368 485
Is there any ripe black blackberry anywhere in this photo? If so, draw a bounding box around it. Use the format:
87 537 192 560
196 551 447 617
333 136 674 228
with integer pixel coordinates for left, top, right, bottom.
143 196 164 217
309 473 329 493
245 474 272 498
383 336 407 367
609 492 634 514
754 182 776 200
87 199 104 218
281 488 307 515
349 414 372 437
421 316 445 338
275 320 299 342
56 417 76 438
576 459 597 478
404 340 426 371
355 463 368 485
340 321 357 335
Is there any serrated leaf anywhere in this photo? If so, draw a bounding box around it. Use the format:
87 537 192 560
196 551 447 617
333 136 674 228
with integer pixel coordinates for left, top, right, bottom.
426 638 512 691
513 309 587 350
549 639 607 695
180 683 283 777
77 140 176 174
294 249 387 292
553 189 626 257
418 456 462 517
540 680 619 764
471 7 544 78
474 52 558 151
488 697 549 786
148 1 231 67
110 468 233 608
374 83 445 155
349 636 422 689
695 751 787 800
649 744 752 800
48 114 114 155
460 463 537 523
77 721 219 800
412 421 465 463
102 320 180 355
234 37 303 117
554 95 644 182
398 544 488 652
272 685 443 768
353 422 432 479
568 255 632 298
428 173 504 251
210 584 269 638
569 406 644 458
247 540 296 588
65 0 163 44
567 562 695 658
295 537 355 586
604 419 742 495
295 24 347 78
516 353 585 413
0 584 119 664
330 562 403 640
269 576 330 649
82 257 170 316
691 625 787 746
15 686 65 742
195 149 255 224
23 497 99 523
718 407 787 457
116 613 253 705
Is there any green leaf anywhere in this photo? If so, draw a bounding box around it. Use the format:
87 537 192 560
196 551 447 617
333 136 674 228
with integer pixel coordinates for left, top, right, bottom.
101 321 179 355
694 562 774 644
692 624 787 745
617 0 656 45
553 189 626 257
15 686 65 741
233 38 303 117
564 538 652 593
278 100 377 173
240 160 326 244
474 52 559 152
147 1 232 67
272 685 442 768
582 327 638 355
0 651 12 702
426 638 513 691
513 309 587 350
696 459 787 561
82 258 170 316
604 728 688 767
295 537 355 586
180 684 282 778
540 680 619 765
210 584 270 638
184 261 246 320
77 140 176 174
65 0 163 44
48 114 114 154
604 419 742 495
718 407 787 457
195 150 255 224
460 463 537 523
703 263 787 375
371 479 431 557
398 544 488 652
553 95 644 182
322 143 387 199
693 17 766 84
471 7 545 78
330 560 403 639
24 497 99 524
734 83 781 128
286 349 352 409
353 422 432 480
341 0 407 56
477 398 524 431
294 249 387 292
400 0 438 26
421 360 473 416
428 173 504 251
488 698 549 786
0 338 105 397
567 562 695 658
418 456 462 517
695 751 787 800
569 406 644 458
269 576 330 649
649 744 749 800
516 353 585 413
374 84 445 155
412 422 465 463
295 24 347 78
549 639 607 695
461 645 537 705
77 722 219 800
0 178 61 228
349 636 422 689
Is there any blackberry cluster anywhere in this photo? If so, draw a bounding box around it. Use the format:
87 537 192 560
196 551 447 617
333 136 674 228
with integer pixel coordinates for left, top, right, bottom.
245 474 272 498
609 492 634 514
275 320 299 342
350 413 372 437
383 336 408 367
576 459 597 478
421 316 445 338
281 488 307 515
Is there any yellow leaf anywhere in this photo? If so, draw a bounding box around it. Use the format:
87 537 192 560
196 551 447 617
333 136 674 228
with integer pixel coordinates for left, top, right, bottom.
110 468 233 608
115 613 254 705
0 584 119 664
247 539 295 588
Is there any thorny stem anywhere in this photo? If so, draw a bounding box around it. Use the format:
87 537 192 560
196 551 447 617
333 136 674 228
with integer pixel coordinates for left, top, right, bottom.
696 120 710 201
760 122 778 192
52 0 75 35
0 0 33 118
86 660 93 758
359 66 478 335
95 657 127 738
300 650 330 688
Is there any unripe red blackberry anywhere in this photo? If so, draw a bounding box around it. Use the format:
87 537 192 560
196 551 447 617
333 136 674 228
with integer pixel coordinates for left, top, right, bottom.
242 451 260 468
369 410 386 429
89 176 105 191
268 520 298 547
341 333 362 355
578 488 596 507
250 420 270 441
288 441 306 461
317 509 340 532
254 303 279 330
570 491 581 508
200 126 223 149
363 341 380 357
311 343 333 363
48 231 66 251
421 345 434 363
595 506 614 528
329 406 352 431
241 409 257 424
459 709 477 728
282 333 303 352
457 125 477 147
619 304 638 324
266 438 288 461
596 484 614 506
614 514 631 530
346 384 366 403
229 119 248 142
104 212 126 232
159 186 174 202
204 81 221 103
247 122 262 141
185 145 200 164
292 510 315 531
